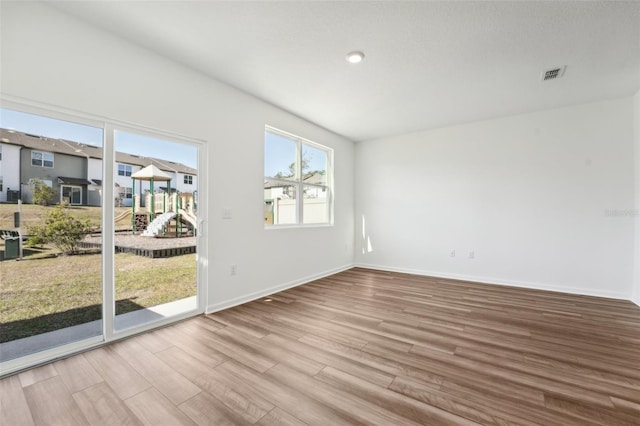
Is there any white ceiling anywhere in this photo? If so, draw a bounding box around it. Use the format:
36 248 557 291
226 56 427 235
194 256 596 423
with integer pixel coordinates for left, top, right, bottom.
50 1 640 142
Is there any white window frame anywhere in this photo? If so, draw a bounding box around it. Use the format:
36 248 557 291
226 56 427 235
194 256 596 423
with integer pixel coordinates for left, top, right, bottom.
31 150 54 168
264 126 333 228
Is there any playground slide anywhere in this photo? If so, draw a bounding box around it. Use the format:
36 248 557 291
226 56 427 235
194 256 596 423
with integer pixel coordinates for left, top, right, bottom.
178 209 197 229
142 212 176 237
114 210 132 222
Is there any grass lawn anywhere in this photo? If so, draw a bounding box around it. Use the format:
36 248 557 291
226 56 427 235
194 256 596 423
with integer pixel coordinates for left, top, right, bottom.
0 253 196 342
0 203 131 230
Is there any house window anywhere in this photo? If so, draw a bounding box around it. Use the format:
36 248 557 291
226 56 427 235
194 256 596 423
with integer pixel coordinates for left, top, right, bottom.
0 145 3 161
264 126 332 226
183 174 193 185
118 163 132 176
31 150 54 167
123 187 133 199
0 176 3 192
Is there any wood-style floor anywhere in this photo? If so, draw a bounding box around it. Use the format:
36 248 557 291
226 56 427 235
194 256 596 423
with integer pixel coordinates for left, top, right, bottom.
2 267 640 425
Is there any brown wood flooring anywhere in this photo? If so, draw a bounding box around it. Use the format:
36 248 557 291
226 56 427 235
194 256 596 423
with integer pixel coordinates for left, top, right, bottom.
2 267 640 425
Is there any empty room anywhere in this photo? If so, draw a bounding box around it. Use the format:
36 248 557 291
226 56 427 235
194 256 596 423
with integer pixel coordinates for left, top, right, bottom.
1 1 639 425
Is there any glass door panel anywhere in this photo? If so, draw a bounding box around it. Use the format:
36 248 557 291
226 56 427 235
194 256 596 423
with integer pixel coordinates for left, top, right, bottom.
113 130 198 331
0 108 103 362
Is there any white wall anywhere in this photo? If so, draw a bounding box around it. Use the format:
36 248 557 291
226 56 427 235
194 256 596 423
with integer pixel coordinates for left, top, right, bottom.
0 143 21 202
0 2 355 311
356 97 637 300
633 91 640 307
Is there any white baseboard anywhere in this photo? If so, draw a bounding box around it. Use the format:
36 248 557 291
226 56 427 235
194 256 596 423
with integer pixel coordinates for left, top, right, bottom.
205 263 354 314
356 263 631 301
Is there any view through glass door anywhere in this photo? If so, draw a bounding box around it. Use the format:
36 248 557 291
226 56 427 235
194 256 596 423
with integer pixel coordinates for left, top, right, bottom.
0 108 104 362
112 130 198 331
0 107 202 374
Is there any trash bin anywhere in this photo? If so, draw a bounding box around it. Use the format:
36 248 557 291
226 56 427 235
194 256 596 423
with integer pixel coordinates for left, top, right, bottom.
4 237 19 260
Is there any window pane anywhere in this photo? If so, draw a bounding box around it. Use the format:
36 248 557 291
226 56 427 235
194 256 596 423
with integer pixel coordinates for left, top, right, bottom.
31 151 42 166
302 144 328 185
264 180 297 224
43 153 54 168
113 130 198 331
303 185 328 224
0 108 103 361
265 131 297 180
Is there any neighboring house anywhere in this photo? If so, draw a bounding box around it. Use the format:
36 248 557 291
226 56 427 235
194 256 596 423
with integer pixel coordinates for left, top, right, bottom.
0 128 197 206
113 154 197 207
0 142 22 202
0 129 97 205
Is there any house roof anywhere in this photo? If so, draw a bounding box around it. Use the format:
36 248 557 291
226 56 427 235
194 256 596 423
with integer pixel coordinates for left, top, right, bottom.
0 128 197 175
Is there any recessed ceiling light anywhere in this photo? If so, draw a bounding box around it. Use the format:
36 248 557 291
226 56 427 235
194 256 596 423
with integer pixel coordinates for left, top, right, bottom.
346 51 365 64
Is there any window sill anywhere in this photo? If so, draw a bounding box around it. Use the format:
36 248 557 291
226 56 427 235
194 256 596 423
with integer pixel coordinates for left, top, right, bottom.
265 223 334 230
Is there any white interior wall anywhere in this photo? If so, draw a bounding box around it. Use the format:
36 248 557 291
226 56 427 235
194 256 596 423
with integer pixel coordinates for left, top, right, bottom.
0 2 355 312
634 90 640 307
355 97 637 299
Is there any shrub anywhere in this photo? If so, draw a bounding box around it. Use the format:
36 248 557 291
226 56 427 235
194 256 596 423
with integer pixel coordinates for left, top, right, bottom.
28 204 92 254
29 178 56 206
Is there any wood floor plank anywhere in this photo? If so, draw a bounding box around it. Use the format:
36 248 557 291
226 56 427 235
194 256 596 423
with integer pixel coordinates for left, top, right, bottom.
256 407 308 426
184 321 277 373
83 346 152 400
216 360 356 426
0 374 35 426
178 391 254 426
111 338 201 405
316 366 481 425
156 346 273 423
264 362 433 426
72 382 143 426
262 333 396 388
214 325 325 376
54 354 103 394
18 364 57 388
299 333 444 388
23 376 88 426
133 329 174 354
3 267 639 426
124 388 196 426
154 321 230 367
544 394 640 426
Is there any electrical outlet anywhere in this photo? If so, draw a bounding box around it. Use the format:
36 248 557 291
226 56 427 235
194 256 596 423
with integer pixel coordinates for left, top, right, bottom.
230 264 237 276
450 250 456 258
469 251 475 259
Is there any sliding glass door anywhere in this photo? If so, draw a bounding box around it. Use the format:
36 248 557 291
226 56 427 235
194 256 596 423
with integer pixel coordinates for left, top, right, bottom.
0 104 204 375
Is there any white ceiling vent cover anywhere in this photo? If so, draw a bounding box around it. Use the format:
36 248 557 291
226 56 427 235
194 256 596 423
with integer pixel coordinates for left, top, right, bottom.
541 66 566 81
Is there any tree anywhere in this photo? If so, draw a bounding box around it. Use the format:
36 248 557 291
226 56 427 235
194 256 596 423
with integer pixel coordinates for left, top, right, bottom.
27 204 92 254
29 178 55 206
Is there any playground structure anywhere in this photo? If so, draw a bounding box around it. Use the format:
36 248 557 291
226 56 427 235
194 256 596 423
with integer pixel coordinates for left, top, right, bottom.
113 192 196 236
115 164 197 237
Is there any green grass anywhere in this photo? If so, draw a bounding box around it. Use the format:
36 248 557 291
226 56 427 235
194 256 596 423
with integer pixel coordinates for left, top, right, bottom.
0 253 196 342
0 203 130 230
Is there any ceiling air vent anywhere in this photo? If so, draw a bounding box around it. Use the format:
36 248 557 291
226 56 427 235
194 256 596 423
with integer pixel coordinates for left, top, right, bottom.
541 66 566 81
